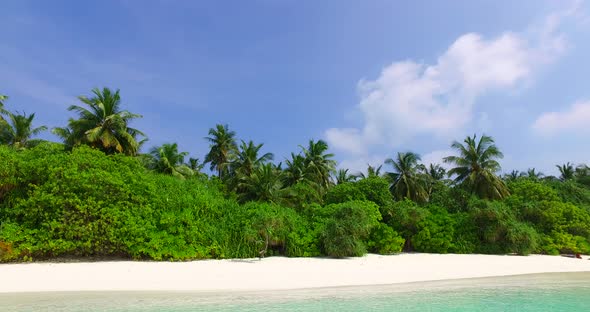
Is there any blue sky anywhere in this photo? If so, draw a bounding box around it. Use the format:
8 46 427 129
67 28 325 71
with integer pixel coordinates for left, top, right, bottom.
1 0 589 176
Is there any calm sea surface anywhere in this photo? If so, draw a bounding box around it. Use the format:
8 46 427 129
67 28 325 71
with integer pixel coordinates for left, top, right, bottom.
3 273 589 311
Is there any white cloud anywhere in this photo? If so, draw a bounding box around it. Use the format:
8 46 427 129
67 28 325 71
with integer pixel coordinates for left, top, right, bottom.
326 3 580 155
532 100 590 136
325 128 365 155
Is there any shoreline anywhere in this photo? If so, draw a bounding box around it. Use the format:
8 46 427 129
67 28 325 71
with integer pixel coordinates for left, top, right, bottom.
1 253 589 293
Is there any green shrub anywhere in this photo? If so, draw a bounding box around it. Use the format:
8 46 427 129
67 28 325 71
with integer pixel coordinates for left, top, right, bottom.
411 206 455 253
242 202 301 257
470 200 540 255
367 223 405 254
325 177 393 218
321 201 381 257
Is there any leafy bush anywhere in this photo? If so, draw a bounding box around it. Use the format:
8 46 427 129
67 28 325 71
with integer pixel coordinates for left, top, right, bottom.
321 201 381 257
325 177 392 208
367 223 405 254
470 200 540 255
411 206 455 253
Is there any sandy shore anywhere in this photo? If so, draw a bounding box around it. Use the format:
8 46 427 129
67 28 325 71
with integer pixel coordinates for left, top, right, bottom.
1 254 588 293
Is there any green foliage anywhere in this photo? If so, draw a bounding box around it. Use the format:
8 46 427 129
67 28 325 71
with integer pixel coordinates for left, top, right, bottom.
2 130 590 262
508 179 559 203
429 183 473 213
387 200 455 253
444 134 509 200
469 200 539 255
0 111 47 148
367 223 405 254
321 201 381 258
204 124 238 179
384 152 429 203
411 206 455 253
54 87 144 155
548 180 590 208
242 202 300 257
325 177 394 223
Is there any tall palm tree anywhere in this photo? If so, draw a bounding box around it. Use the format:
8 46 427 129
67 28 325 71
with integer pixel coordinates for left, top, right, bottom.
521 168 544 180
422 163 446 181
188 157 204 172
355 164 383 179
299 139 336 190
283 153 307 186
0 112 47 148
54 87 144 155
335 168 357 184
444 134 509 200
575 164 590 187
503 170 521 182
232 140 274 177
238 163 285 203
148 143 193 178
204 124 238 179
384 152 429 202
557 162 575 181
0 94 7 115
0 95 8 136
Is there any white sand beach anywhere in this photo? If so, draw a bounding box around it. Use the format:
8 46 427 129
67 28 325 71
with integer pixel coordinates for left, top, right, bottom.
1 254 588 293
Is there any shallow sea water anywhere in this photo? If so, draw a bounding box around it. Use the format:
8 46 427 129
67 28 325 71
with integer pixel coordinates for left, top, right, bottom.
2 272 590 311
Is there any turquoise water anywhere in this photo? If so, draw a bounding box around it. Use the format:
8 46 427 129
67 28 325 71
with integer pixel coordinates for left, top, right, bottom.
3 273 590 311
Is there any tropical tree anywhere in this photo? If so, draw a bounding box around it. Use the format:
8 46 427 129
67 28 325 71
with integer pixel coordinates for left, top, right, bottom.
188 157 204 172
557 162 575 181
148 143 193 178
238 163 285 203
444 134 509 200
575 164 590 187
283 153 307 186
0 94 7 115
54 87 144 155
299 139 336 190
0 112 47 148
422 163 446 181
335 168 357 184
384 152 429 202
521 168 544 180
204 124 238 179
356 164 383 179
0 94 8 136
503 170 521 182
232 140 274 177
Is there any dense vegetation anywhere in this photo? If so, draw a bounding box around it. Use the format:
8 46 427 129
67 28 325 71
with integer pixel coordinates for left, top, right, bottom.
1 89 590 262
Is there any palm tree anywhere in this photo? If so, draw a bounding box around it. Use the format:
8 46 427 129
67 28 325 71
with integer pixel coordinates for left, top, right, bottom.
557 162 575 181
521 168 544 180
238 163 285 203
188 157 204 172
148 143 193 178
384 152 429 202
503 170 521 182
204 124 237 179
355 164 383 179
283 153 307 186
335 168 357 184
575 164 590 187
422 163 446 181
0 94 7 115
299 139 336 190
0 112 47 148
444 134 509 200
54 87 144 155
0 95 8 137
232 140 274 177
